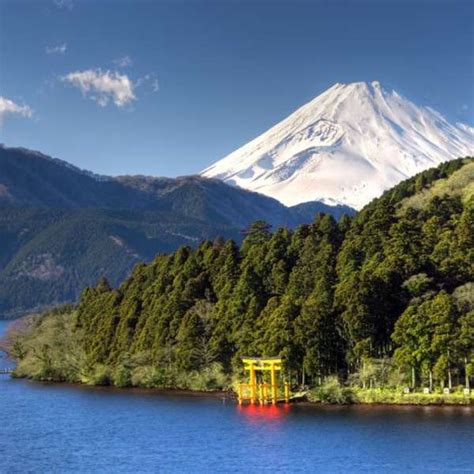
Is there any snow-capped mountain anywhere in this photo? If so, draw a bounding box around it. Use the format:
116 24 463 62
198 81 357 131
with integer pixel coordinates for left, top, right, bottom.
202 81 474 209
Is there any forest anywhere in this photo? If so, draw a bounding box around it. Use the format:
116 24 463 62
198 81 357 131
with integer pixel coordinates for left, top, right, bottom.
0 145 352 318
4 157 473 403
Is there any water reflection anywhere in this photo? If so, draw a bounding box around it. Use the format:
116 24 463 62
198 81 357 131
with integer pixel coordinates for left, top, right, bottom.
236 403 290 422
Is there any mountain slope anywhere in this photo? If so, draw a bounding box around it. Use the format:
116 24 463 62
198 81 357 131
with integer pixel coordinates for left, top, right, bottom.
0 208 237 317
0 146 354 317
0 146 150 209
202 81 474 209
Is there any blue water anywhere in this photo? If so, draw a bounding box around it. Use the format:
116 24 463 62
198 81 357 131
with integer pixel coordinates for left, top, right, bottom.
1 320 473 473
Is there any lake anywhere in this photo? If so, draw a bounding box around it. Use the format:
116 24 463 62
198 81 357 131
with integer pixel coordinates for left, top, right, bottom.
1 320 473 473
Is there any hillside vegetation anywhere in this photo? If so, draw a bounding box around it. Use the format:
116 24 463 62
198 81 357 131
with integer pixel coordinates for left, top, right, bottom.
0 146 352 317
5 158 473 402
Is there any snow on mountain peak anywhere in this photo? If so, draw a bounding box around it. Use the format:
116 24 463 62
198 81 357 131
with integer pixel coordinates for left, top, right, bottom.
202 81 474 209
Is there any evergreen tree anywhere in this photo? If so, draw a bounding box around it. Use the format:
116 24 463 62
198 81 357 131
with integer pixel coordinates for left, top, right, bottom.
25 157 473 393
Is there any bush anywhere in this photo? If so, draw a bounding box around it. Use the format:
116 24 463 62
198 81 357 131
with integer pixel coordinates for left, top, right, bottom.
87 364 112 386
307 376 353 404
131 365 177 388
11 310 86 384
185 363 230 391
113 364 132 388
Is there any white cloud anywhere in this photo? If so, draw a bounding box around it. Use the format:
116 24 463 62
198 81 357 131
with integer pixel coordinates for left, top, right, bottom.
0 96 33 129
46 43 68 55
135 73 160 93
113 56 132 68
61 69 136 108
53 0 73 10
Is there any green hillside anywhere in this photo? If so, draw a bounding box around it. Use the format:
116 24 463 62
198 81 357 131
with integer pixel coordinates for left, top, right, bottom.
0 208 237 317
0 146 353 317
5 158 473 401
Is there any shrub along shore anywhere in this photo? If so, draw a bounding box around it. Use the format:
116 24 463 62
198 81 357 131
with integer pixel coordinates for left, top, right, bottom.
2 310 472 406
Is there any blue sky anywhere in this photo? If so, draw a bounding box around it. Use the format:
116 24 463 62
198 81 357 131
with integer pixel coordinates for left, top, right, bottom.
0 0 473 177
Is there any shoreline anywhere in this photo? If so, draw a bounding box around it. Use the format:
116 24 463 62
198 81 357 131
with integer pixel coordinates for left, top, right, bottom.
9 375 473 407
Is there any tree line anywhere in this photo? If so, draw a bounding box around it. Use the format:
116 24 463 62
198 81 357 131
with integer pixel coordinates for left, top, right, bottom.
7 157 474 393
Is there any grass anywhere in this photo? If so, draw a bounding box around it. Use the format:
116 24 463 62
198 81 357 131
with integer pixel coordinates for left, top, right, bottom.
308 383 473 405
351 388 473 405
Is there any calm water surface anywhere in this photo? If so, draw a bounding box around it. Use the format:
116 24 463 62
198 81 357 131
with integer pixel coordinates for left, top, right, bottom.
1 320 473 473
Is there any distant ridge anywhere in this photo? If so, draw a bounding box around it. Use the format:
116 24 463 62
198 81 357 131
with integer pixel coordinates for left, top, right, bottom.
0 146 354 318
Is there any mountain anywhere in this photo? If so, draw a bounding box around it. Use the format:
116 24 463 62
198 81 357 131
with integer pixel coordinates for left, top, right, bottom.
0 145 353 317
202 81 474 209
0 145 352 226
